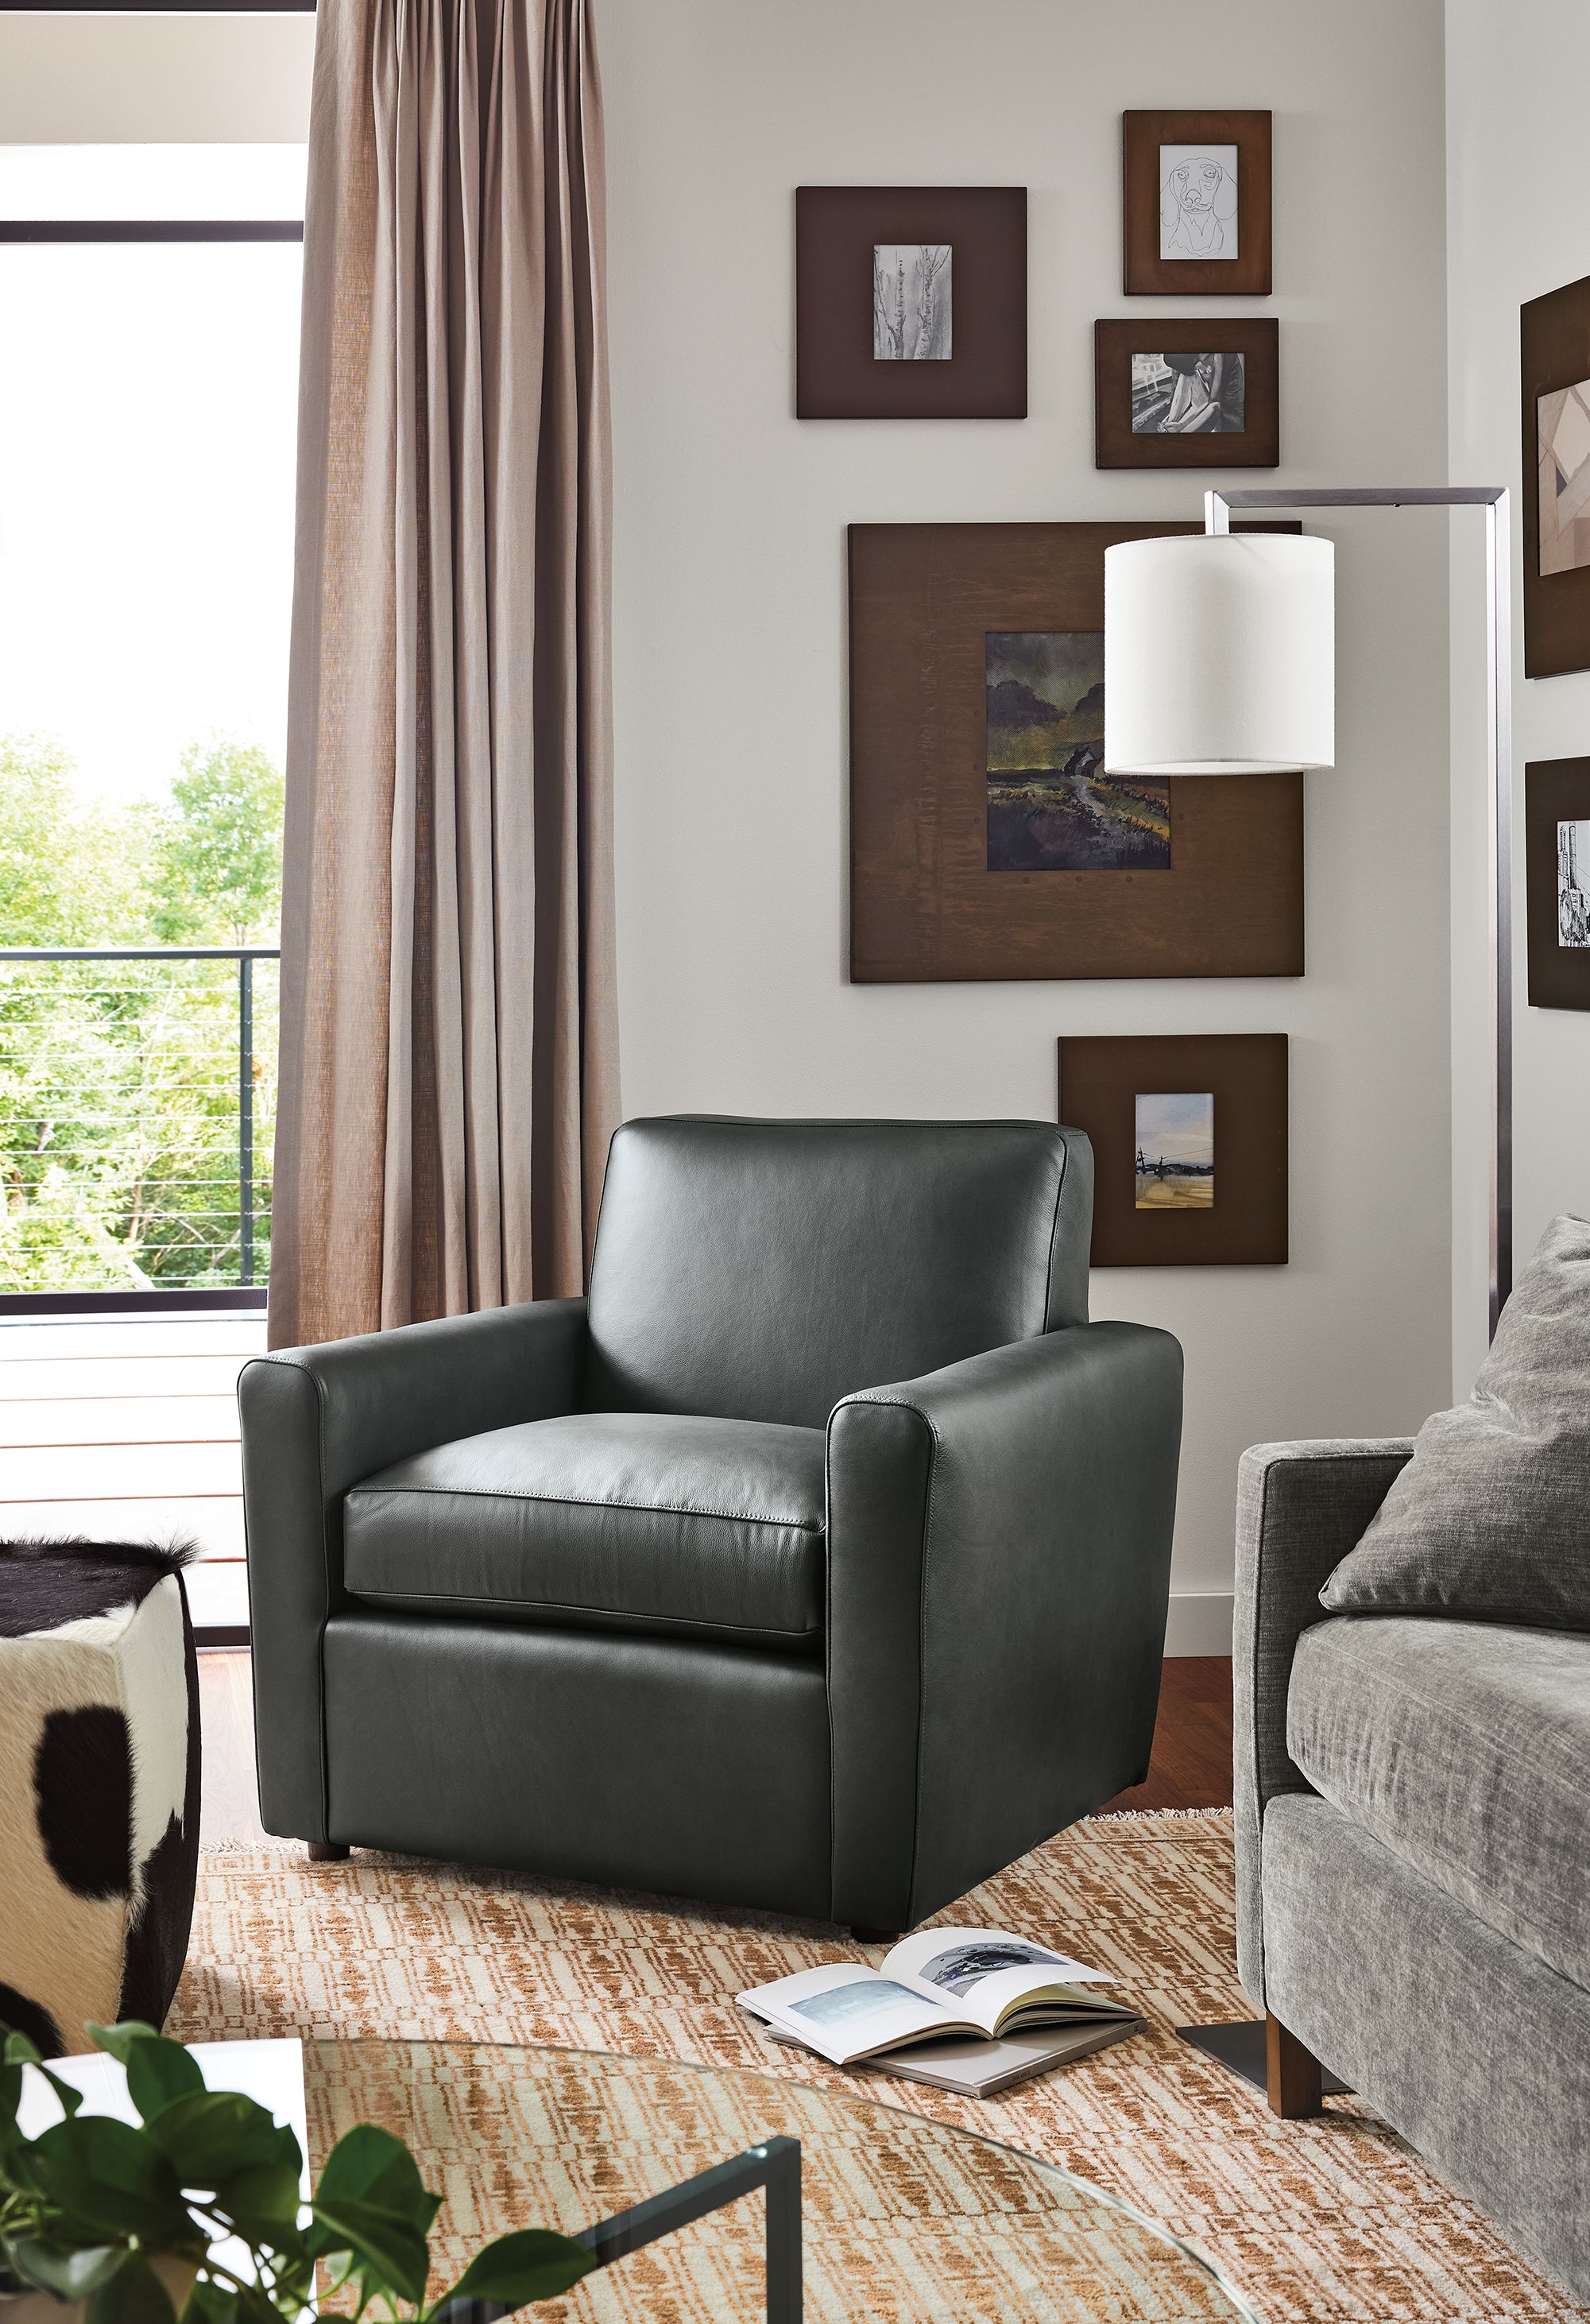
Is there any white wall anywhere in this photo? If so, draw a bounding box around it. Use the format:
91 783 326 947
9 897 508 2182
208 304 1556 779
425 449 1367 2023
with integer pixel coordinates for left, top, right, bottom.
1446 0 1590 1397
602 0 1454 1643
0 15 313 142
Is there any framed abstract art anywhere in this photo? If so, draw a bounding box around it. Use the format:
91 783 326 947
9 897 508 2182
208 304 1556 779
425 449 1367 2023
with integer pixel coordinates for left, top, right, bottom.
847 521 1303 982
1121 111 1272 296
1057 1032 1289 1267
1522 273 1590 677
795 186 1027 419
1094 317 1279 468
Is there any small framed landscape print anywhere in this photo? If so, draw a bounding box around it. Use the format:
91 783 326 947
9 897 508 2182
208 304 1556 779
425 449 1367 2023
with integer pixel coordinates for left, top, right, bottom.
1522 273 1590 677
795 187 1026 420
1095 318 1279 468
849 521 1304 982
1121 111 1271 296
1057 1033 1288 1267
1525 757 1590 1009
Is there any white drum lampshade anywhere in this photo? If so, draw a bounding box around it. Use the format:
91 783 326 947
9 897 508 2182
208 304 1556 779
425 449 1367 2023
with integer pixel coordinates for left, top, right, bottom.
1103 532 1336 776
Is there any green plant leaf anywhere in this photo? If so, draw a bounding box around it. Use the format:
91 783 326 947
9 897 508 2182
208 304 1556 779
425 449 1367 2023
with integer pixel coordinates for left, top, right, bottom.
29 2114 188 2241
439 2226 597 2308
128 2039 207 2123
5 2032 85 2123
84 2020 163 2065
84 2248 178 2324
144 2091 299 2190
307 2196 432 2307
213 2158 304 2242
180 2283 240 2324
313 2122 441 2232
2 2235 126 2300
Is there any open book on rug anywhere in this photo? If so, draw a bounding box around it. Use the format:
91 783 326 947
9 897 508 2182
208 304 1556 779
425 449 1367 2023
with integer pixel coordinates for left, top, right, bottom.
737 1926 1139 2070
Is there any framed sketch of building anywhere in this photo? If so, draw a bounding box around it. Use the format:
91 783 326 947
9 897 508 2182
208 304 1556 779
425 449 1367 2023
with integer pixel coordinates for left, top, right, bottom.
1526 757 1590 1007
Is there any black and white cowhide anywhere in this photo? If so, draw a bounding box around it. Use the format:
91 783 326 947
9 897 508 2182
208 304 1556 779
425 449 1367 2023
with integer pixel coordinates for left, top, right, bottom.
0 1540 201 2059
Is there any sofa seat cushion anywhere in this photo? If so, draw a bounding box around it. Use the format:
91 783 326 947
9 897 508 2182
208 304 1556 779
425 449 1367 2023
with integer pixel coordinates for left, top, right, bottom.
1287 1613 1590 1989
342 1411 826 1648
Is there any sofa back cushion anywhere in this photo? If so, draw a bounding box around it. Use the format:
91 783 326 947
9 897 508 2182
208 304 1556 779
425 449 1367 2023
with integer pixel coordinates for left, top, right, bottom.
583 1116 1093 1428
1321 1212 1590 1629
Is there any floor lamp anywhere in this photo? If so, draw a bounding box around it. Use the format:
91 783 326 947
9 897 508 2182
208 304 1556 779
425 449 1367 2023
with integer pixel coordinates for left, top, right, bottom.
1103 486 1514 2109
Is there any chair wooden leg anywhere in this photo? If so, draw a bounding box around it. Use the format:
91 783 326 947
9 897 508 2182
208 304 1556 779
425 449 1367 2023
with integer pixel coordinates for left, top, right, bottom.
1265 2011 1325 2118
308 1841 351 1863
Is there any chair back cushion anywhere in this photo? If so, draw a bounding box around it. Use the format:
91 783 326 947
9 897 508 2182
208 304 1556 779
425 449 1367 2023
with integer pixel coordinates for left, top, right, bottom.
583 1116 1093 1427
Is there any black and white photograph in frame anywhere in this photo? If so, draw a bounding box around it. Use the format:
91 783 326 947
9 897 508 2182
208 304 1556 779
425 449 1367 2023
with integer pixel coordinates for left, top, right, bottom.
1560 817 1590 947
1132 350 1244 435
872 243 952 361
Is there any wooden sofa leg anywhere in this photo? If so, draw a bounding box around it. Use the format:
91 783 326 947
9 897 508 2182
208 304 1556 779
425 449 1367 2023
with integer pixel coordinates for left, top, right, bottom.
1265 2011 1325 2118
850 1926 902 1946
308 1841 351 1863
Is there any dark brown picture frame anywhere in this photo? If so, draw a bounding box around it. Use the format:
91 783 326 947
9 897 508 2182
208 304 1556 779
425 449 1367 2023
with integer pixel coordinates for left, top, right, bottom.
795 187 1027 420
1525 756 1590 1009
1521 274 1590 678
849 521 1304 982
1058 1033 1289 1267
1095 318 1279 468
1122 111 1272 297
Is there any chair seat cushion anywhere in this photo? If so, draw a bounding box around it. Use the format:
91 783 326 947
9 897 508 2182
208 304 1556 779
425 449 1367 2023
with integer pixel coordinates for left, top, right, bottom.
342 1412 826 1648
1287 1613 1590 1989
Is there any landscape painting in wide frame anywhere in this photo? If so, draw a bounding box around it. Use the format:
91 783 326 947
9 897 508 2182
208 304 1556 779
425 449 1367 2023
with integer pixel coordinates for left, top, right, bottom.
848 521 1304 982
1058 1033 1287 1267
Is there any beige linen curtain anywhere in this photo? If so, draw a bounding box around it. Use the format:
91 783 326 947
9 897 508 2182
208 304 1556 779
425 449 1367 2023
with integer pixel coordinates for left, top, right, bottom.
269 0 619 1350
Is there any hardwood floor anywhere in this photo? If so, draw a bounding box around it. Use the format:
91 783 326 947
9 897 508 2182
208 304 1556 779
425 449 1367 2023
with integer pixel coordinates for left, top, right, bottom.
199 1650 1235 1853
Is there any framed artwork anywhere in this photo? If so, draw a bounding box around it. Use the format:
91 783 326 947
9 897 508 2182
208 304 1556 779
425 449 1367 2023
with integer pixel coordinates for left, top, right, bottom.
1525 756 1590 1009
1057 1033 1289 1267
848 521 1304 982
1095 318 1279 468
1522 273 1590 678
795 187 1027 419
1121 111 1272 297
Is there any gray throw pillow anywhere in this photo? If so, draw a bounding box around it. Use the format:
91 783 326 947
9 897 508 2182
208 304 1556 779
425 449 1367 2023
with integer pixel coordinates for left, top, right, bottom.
1321 1213 1590 1629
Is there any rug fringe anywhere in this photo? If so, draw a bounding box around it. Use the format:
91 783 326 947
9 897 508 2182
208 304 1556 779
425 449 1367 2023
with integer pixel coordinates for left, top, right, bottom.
1083 1806 1233 1824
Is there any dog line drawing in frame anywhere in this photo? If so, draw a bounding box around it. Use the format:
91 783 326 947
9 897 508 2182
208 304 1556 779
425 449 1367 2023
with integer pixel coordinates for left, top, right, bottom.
1159 143 1239 261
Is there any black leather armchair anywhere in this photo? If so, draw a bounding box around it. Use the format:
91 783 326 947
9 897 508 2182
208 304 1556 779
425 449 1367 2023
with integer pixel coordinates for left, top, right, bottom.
240 1117 1182 1931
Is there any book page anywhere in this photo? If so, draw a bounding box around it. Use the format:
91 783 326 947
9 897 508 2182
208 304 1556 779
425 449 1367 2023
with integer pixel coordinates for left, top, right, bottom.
882 1927 1115 2036
737 1962 962 2065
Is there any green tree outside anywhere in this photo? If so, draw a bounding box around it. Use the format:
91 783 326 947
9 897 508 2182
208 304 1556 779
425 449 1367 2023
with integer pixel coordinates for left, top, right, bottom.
0 733 282 1292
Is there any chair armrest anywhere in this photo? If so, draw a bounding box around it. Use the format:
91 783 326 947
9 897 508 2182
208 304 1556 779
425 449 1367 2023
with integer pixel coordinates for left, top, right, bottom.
238 1297 587 1839
826 1321 1182 1929
1232 1437 1414 2004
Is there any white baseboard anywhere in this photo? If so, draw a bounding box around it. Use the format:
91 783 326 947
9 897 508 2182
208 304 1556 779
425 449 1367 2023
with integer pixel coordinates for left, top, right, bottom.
1164 1591 1234 1657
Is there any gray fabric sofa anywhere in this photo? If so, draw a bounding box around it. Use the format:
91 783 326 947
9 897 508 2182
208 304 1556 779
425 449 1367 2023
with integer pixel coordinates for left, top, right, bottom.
1235 1439 1590 2299
240 1115 1184 1935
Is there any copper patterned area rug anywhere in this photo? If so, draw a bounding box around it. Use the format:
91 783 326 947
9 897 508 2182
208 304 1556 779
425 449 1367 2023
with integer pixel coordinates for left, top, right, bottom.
172 1810 1586 2324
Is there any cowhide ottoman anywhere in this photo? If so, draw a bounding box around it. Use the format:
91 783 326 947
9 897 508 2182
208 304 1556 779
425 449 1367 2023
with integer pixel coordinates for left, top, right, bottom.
0 1539 201 2058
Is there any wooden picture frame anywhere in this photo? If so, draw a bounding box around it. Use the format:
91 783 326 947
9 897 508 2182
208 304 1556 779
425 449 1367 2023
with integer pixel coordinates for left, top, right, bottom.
1122 111 1272 297
1095 318 1279 468
1521 273 1590 678
1525 756 1590 1009
848 521 1304 982
1058 1033 1289 1267
795 187 1027 420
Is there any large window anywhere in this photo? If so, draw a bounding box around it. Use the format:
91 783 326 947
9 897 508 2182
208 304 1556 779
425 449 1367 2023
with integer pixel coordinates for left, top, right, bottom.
0 146 304 1305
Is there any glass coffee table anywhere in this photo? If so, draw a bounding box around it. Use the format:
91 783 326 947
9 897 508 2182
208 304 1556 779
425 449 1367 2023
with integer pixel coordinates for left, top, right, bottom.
305 2039 1259 2321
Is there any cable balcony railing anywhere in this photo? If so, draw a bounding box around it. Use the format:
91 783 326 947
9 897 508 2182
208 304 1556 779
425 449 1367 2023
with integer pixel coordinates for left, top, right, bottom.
0 945 280 1309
